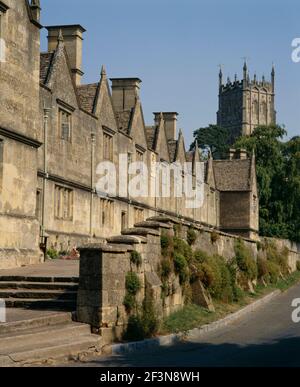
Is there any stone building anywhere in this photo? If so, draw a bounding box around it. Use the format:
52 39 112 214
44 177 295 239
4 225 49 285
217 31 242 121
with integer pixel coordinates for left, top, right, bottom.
217 62 276 142
0 0 259 269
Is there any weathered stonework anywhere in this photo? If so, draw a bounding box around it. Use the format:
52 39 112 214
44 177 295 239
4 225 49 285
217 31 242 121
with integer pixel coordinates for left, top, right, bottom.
217 62 276 142
76 216 300 344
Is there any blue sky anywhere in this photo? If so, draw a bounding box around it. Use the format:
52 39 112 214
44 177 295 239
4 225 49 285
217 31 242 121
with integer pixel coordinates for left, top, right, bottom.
41 0 300 145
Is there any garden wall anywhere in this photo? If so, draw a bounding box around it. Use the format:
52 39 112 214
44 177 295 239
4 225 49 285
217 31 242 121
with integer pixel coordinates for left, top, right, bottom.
76 215 300 344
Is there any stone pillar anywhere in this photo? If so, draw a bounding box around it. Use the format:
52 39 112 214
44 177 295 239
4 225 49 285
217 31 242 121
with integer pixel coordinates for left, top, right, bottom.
76 243 133 329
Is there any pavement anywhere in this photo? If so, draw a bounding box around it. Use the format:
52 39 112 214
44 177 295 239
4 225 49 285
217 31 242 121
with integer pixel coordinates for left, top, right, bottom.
74 283 300 367
0 260 79 279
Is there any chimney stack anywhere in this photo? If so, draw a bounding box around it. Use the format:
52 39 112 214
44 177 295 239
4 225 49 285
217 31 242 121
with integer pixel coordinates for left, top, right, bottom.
30 0 41 23
228 148 248 160
46 25 86 85
154 112 178 142
110 78 142 112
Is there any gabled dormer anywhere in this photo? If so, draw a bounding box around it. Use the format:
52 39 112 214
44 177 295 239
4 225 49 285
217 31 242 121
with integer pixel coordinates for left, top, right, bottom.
41 26 84 109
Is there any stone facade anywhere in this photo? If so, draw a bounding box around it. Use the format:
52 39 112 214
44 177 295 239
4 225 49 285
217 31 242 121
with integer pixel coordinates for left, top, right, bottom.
0 0 42 268
217 62 276 142
0 1 260 269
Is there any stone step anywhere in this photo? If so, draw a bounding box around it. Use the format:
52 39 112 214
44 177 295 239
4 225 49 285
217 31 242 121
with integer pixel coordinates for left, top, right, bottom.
0 282 78 290
0 276 79 284
0 323 102 366
0 311 73 335
0 289 77 300
0 322 91 351
4 298 76 310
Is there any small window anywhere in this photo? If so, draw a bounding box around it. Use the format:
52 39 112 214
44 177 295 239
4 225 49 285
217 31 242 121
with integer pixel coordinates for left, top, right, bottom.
134 207 144 224
59 109 72 141
121 211 127 231
36 190 42 220
103 133 113 161
100 198 114 228
136 149 144 163
54 185 73 220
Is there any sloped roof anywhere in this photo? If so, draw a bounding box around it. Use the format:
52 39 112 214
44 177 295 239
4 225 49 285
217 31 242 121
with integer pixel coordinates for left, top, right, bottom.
185 151 194 162
213 159 252 191
40 52 55 84
168 140 177 162
115 110 133 133
77 83 99 113
145 126 156 149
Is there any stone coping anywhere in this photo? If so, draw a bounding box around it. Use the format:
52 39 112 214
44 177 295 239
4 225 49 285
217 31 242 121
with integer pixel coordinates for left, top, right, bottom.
107 235 147 245
78 243 134 253
121 227 160 237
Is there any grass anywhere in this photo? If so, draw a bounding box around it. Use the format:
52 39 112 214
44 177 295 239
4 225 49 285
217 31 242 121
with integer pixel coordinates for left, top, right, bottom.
161 270 300 335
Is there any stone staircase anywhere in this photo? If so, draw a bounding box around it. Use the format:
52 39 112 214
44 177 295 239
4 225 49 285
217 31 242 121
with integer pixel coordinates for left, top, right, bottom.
0 275 78 311
0 311 102 366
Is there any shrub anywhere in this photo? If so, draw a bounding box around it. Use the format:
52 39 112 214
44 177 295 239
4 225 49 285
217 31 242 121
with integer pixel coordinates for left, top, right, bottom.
211 231 220 244
123 315 144 342
161 234 170 250
234 239 257 281
187 228 197 245
161 258 172 279
141 293 159 338
125 272 141 295
297 261 300 272
47 248 59 260
198 255 233 302
123 293 159 341
265 243 289 275
266 260 280 284
173 237 193 262
257 257 269 281
173 253 189 284
130 251 142 267
193 250 210 263
123 293 136 312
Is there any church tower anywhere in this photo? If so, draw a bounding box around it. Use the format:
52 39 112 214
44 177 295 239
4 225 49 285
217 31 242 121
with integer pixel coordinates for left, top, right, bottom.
217 63 276 143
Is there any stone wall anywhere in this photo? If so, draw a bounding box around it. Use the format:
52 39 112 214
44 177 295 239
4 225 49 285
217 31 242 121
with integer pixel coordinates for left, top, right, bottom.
76 215 300 344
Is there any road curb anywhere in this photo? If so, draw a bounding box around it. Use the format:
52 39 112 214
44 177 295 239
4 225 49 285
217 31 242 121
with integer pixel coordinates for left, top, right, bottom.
111 289 281 355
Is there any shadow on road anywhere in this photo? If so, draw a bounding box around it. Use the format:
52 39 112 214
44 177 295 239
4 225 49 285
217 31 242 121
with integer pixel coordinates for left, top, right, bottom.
84 336 300 367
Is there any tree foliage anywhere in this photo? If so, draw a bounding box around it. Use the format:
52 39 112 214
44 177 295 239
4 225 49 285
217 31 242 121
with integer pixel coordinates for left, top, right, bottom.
190 124 231 159
234 125 300 242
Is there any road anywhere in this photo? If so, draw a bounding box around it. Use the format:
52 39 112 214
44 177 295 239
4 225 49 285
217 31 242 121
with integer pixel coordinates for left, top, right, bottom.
77 283 300 367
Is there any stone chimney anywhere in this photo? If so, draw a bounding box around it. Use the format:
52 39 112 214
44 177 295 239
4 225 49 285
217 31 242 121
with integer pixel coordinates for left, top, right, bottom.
30 0 41 23
46 25 86 85
228 148 248 160
153 112 178 142
110 78 142 112
237 149 248 160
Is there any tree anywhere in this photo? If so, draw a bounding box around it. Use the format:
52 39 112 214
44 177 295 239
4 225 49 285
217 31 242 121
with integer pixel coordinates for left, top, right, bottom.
191 125 231 159
234 125 300 242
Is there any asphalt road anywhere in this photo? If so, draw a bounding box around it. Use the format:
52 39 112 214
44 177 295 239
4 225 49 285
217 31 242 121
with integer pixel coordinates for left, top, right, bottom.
78 283 300 367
